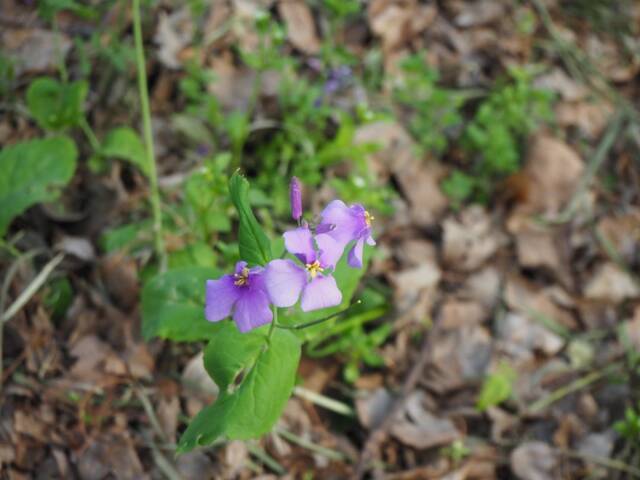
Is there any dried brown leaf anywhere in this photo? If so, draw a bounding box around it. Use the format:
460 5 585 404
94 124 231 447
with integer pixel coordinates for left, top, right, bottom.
510 441 557 480
278 0 320 54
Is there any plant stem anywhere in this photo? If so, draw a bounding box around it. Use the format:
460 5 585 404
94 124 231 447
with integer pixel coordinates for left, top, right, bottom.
267 306 277 342
275 300 362 330
528 362 622 413
80 117 101 152
293 386 355 417
132 0 166 271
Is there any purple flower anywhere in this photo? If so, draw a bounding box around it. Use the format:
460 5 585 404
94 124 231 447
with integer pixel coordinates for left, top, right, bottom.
205 261 272 333
290 177 302 222
264 226 343 312
318 200 376 268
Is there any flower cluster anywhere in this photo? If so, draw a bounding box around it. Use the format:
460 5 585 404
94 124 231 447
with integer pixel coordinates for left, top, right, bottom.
205 177 375 333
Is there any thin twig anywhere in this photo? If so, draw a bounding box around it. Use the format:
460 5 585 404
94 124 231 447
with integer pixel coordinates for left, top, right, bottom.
142 431 182 480
546 111 625 224
275 427 347 462
247 443 287 475
559 448 640 477
0 249 41 390
528 362 622 413
1 253 64 323
134 386 168 442
293 386 355 417
354 330 433 478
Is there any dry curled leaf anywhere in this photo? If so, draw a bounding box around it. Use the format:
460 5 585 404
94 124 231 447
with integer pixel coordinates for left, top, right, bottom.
443 206 506 271
278 0 320 54
510 442 557 480
390 391 460 449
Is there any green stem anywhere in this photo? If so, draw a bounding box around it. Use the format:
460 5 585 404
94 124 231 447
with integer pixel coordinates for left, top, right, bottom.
52 17 69 83
528 362 621 413
132 0 166 271
80 117 101 152
267 306 277 342
275 300 362 330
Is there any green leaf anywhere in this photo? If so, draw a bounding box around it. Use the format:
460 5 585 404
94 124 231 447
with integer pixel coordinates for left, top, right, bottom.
141 267 221 342
476 363 516 412
0 136 77 236
177 328 301 452
228 172 272 266
203 325 265 391
26 77 87 130
101 126 149 176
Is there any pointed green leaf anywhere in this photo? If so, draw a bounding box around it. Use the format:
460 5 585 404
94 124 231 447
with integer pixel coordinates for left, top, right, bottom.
141 266 221 342
177 328 301 453
228 172 272 266
0 136 77 236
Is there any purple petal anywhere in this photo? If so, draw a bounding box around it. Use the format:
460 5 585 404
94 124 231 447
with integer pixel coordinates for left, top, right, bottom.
316 233 343 269
233 288 273 333
264 259 307 307
320 200 363 245
283 226 316 264
367 235 376 246
300 275 342 312
205 275 239 322
347 237 365 268
234 261 248 274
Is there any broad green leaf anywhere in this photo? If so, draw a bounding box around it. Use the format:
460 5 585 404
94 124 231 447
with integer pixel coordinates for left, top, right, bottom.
203 325 265 391
141 267 221 342
177 328 300 453
169 242 217 269
228 172 272 266
0 136 77 236
26 77 87 130
101 127 149 176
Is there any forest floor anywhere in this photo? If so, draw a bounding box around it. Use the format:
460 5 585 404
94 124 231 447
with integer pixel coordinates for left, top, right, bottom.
1 0 640 478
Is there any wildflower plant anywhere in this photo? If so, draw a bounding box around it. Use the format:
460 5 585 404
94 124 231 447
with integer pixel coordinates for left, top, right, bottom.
143 173 376 452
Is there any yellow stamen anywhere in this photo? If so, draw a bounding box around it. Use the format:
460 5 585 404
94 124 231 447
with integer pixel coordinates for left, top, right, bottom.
364 210 374 227
233 267 250 286
305 260 324 279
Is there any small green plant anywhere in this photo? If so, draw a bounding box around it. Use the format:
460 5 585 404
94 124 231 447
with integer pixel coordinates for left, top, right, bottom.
443 67 555 204
441 439 471 464
142 174 377 452
614 403 640 444
476 362 517 412
392 54 464 155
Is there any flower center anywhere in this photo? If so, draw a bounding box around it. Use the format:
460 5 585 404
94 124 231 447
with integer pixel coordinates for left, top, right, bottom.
305 260 324 279
233 267 250 286
364 210 374 227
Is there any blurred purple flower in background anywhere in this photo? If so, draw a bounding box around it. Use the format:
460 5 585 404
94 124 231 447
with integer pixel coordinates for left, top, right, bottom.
264 226 343 312
319 200 375 268
205 261 272 333
314 65 353 107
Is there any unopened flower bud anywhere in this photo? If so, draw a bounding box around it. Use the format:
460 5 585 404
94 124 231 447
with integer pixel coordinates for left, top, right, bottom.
290 176 302 221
